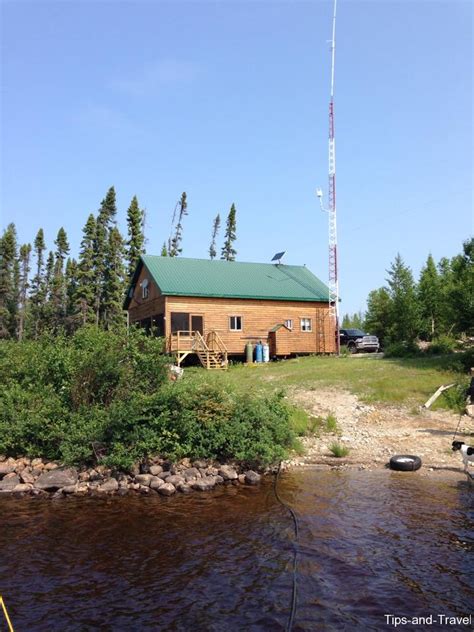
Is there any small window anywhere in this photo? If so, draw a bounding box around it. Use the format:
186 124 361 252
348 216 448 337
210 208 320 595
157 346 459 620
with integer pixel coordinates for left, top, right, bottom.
229 316 242 331
300 318 312 332
141 278 149 299
284 319 293 330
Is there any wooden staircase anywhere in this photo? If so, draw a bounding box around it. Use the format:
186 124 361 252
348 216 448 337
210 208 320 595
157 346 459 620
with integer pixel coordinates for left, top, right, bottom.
168 330 228 370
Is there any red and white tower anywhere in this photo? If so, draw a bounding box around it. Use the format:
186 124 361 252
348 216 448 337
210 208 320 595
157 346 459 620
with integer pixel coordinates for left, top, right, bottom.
317 0 339 354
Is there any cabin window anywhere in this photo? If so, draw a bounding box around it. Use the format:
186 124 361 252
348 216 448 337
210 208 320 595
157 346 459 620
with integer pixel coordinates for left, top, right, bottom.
141 278 149 299
300 318 312 332
171 312 190 333
229 316 242 331
284 319 293 330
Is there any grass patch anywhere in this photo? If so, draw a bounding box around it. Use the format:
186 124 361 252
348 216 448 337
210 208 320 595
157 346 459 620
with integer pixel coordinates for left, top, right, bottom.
325 413 338 433
329 442 350 458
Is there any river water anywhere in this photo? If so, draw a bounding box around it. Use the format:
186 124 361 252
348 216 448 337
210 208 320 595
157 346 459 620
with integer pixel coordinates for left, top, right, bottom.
1 470 472 631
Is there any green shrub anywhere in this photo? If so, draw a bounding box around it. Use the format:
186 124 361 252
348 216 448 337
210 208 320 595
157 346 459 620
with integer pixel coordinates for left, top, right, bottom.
441 380 469 414
425 335 458 356
329 442 350 458
384 341 420 358
325 413 338 433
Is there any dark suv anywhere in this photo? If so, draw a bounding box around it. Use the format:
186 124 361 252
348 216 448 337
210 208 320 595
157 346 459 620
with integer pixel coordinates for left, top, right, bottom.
339 328 380 353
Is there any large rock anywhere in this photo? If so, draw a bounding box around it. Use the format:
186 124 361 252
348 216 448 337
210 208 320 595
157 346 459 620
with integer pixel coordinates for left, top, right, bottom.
13 483 32 493
183 467 201 481
98 478 119 493
20 470 35 484
149 476 164 490
166 474 185 487
135 474 153 486
219 465 238 481
244 470 261 485
0 463 15 478
35 467 78 491
0 475 20 491
149 464 163 476
157 482 176 496
192 476 217 492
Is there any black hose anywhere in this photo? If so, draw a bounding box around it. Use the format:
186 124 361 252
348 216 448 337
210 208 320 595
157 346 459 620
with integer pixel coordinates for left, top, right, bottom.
273 461 299 632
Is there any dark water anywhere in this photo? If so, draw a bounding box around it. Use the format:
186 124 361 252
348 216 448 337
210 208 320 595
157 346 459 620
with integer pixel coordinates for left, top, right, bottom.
1 471 472 631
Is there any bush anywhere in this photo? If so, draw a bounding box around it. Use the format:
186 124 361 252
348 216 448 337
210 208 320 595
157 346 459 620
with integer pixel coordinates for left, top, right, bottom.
425 335 458 356
329 442 350 458
384 341 420 358
0 329 296 467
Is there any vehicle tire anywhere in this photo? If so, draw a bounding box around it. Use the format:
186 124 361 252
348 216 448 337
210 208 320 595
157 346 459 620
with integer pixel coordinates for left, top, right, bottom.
389 455 422 472
348 342 357 354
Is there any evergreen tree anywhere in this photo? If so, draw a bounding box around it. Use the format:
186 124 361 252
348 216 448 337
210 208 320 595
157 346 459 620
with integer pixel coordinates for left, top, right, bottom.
126 195 145 277
221 204 237 261
64 257 80 333
94 187 117 323
169 192 188 257
161 242 168 257
0 223 19 338
342 312 364 330
449 238 474 335
51 227 70 327
103 226 126 328
386 254 419 344
77 214 97 325
30 228 46 337
18 243 32 340
209 213 221 260
417 254 441 340
364 288 391 345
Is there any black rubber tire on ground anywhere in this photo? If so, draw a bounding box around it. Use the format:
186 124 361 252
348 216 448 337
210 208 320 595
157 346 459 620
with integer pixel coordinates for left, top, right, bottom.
389 455 422 472
348 342 357 354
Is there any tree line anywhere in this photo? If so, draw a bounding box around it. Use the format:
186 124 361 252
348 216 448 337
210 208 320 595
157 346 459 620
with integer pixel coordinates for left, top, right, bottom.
0 186 238 340
342 238 473 348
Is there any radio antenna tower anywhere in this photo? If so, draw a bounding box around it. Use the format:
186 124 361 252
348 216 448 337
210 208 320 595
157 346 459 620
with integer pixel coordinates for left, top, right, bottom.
317 0 339 354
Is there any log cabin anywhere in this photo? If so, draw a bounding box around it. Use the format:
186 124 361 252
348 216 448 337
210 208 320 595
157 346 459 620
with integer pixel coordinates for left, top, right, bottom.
124 256 336 368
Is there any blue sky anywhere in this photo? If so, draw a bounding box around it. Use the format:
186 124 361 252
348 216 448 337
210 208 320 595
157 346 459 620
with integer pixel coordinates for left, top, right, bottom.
1 0 472 316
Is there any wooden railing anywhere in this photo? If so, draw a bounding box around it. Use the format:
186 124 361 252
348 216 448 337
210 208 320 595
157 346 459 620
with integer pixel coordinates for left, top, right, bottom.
206 330 226 354
168 330 196 352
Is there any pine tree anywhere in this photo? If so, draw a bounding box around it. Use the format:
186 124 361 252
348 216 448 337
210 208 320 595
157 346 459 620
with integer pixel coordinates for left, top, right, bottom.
51 227 70 328
417 254 441 340
103 226 126 328
77 214 97 325
94 187 117 324
18 243 32 340
0 223 19 338
161 242 168 257
221 204 237 261
30 228 46 337
126 195 145 277
64 257 80 333
364 287 391 346
386 254 419 344
169 192 188 257
209 213 221 260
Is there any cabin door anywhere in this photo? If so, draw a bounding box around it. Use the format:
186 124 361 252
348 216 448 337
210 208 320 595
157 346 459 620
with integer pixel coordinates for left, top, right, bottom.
191 315 204 335
268 331 277 357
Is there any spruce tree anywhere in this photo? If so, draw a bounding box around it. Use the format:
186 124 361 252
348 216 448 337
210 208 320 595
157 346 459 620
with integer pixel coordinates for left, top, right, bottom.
42 250 55 330
169 192 188 257
209 213 221 260
31 228 46 336
18 243 32 340
417 254 441 340
65 257 80 332
0 223 19 338
364 287 391 346
103 226 126 328
77 214 97 325
126 195 145 277
161 242 168 257
51 227 70 327
221 204 237 261
449 238 474 335
94 187 117 323
386 254 419 344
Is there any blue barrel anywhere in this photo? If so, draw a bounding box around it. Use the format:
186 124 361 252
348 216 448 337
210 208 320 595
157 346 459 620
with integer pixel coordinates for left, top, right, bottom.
255 342 263 363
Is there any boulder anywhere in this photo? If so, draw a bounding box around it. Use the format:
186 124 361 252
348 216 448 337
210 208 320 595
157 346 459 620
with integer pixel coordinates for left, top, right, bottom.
158 471 171 480
98 478 119 493
157 482 176 496
44 462 59 471
166 474 185 487
193 459 208 469
0 463 14 478
177 482 193 494
62 485 78 494
192 476 217 492
219 465 238 481
214 475 224 484
31 458 43 467
13 483 32 493
244 470 261 485
135 474 153 486
238 474 246 484
35 467 78 491
149 464 163 476
149 476 164 490
20 470 35 484
0 475 20 491
183 467 201 481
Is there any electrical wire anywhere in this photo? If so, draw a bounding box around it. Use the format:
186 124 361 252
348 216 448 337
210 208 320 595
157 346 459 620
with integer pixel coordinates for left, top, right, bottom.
273 462 299 632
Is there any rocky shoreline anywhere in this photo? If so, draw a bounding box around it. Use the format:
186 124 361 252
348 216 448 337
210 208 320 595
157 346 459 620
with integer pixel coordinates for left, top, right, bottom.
0 455 262 499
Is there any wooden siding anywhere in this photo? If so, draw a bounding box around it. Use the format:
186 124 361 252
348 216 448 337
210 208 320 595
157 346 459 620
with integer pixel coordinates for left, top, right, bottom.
165 296 335 354
128 265 166 324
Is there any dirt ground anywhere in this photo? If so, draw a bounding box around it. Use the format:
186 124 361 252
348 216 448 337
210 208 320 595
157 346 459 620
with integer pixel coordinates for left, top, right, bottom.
285 387 474 483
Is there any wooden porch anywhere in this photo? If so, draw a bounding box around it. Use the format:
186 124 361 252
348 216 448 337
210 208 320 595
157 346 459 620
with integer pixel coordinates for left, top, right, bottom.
167 330 228 370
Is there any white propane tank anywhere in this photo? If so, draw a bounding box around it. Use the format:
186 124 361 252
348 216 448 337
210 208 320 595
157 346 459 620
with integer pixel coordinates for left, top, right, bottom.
262 343 270 363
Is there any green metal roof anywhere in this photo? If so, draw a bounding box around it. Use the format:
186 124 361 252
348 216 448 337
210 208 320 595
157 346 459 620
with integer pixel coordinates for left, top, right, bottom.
125 256 330 307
